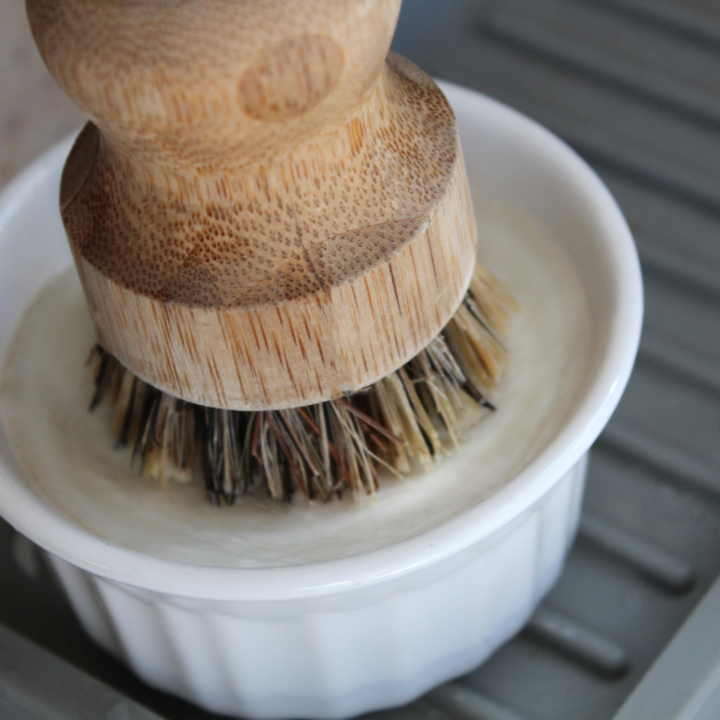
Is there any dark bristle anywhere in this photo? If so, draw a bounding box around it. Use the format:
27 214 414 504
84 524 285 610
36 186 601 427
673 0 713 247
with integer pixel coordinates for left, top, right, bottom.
89 348 113 411
114 375 136 449
88 262 514 504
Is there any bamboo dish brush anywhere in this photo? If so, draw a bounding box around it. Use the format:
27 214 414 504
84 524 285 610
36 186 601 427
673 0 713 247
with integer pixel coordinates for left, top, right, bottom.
26 0 516 505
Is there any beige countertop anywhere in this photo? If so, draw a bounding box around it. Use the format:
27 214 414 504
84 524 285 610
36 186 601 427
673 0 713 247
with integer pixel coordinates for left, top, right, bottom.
0 1 84 191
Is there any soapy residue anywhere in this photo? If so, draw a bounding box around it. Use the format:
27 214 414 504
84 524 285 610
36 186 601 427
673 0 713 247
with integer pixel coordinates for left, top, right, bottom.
0 196 590 567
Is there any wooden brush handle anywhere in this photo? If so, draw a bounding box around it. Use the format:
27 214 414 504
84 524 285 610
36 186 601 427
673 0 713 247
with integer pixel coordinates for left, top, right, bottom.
27 0 477 410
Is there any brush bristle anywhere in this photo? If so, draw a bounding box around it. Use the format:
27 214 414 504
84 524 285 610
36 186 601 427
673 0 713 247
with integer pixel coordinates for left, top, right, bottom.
88 262 516 505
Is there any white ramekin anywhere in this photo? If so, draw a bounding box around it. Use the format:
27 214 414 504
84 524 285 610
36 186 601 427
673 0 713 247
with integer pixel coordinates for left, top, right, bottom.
0 84 642 719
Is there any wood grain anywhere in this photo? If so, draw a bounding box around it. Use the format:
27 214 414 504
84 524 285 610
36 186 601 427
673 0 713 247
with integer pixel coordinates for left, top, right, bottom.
27 0 477 409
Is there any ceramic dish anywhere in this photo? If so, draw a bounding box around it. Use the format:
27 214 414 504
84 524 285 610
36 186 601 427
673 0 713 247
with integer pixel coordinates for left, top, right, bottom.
0 83 642 719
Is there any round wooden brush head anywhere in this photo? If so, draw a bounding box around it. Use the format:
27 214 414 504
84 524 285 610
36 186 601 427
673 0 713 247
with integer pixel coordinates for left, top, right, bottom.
27 0 477 410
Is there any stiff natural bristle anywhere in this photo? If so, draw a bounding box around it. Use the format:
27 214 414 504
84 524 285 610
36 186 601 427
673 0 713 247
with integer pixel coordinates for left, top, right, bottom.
89 262 516 505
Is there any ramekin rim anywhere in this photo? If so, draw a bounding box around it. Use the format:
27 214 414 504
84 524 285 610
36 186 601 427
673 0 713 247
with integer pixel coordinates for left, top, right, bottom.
0 83 643 601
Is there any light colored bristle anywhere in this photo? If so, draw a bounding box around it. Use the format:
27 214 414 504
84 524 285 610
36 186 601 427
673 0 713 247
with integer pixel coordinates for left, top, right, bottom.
89 261 516 504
